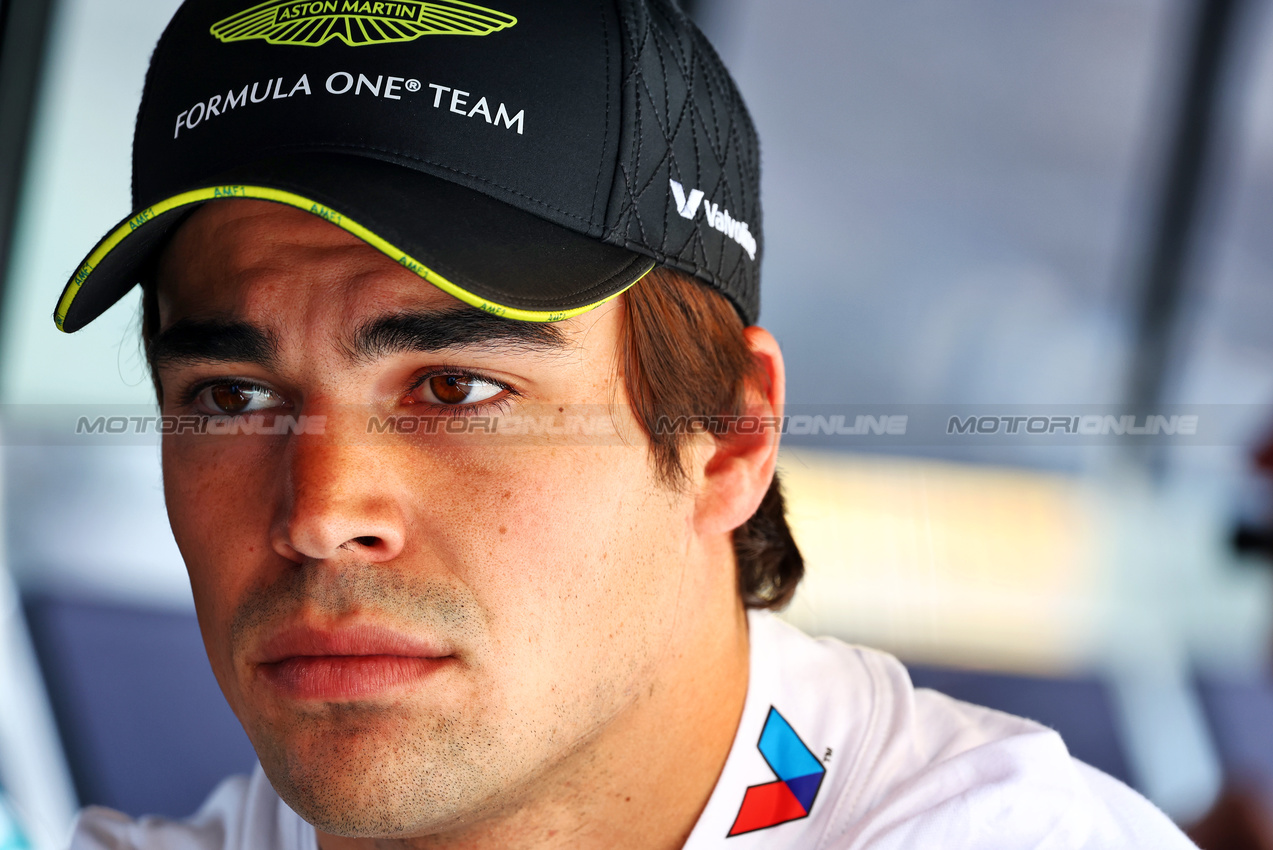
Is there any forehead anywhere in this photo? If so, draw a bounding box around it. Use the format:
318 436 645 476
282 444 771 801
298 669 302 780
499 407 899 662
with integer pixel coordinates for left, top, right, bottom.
155 199 462 329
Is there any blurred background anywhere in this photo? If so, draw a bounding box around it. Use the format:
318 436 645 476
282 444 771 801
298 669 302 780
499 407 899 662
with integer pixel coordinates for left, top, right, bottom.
2 0 1273 847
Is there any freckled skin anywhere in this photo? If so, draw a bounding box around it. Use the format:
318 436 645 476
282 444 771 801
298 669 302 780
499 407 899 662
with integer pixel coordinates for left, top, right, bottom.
155 200 785 850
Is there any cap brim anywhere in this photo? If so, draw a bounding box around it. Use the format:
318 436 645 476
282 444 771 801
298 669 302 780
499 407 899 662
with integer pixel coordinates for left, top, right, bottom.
55 152 654 332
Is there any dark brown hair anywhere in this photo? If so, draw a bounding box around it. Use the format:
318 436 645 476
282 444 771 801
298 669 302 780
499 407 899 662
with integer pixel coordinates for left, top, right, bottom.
139 262 803 610
617 267 803 610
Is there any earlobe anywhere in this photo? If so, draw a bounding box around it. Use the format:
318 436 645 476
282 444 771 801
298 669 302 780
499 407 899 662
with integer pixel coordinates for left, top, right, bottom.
694 326 786 536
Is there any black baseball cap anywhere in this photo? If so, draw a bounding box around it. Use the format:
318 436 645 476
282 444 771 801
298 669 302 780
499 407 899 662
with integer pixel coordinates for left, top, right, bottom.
54 0 762 332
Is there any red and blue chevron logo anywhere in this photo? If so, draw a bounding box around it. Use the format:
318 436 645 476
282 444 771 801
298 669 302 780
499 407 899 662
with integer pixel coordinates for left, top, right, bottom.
727 706 826 837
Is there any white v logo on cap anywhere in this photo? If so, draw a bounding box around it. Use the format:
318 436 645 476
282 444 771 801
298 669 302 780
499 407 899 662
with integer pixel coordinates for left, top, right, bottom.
669 179 704 219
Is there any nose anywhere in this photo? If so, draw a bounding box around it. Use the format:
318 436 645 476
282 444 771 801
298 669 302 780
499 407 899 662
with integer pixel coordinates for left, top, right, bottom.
270 416 407 564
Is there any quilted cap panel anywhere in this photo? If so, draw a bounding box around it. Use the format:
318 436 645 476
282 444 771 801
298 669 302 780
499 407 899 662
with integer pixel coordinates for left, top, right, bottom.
604 0 763 323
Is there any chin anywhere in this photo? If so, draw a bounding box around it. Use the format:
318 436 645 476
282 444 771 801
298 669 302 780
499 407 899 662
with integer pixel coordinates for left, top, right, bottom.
251 707 509 838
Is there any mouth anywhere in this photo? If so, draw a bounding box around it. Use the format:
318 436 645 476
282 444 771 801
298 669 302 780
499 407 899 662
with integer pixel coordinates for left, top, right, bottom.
253 624 455 700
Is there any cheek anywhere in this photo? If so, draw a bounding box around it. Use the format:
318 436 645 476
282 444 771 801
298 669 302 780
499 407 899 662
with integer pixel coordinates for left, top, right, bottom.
162 439 277 663
437 443 694 659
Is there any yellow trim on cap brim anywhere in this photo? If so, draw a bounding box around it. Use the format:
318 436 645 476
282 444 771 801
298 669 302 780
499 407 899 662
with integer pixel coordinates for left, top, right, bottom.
54 184 649 331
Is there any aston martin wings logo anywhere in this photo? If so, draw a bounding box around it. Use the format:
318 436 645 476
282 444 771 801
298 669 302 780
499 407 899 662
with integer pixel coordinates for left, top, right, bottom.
210 0 517 47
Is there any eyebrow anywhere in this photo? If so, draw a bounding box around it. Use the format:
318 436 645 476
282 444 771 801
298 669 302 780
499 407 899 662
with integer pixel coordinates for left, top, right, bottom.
347 308 565 363
150 318 280 370
149 308 566 371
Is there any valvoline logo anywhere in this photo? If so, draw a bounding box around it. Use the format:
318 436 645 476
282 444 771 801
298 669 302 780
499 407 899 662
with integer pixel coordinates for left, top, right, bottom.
669 178 757 261
728 707 826 837
210 0 517 47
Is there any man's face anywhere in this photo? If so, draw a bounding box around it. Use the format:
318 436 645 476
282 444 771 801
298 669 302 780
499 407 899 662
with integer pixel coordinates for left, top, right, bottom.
155 200 703 837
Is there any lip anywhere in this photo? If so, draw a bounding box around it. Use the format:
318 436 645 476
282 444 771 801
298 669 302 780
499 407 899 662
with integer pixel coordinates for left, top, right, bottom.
254 624 454 700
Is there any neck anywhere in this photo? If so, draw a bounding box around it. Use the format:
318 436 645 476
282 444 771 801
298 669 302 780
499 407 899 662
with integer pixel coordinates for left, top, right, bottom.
318 557 751 850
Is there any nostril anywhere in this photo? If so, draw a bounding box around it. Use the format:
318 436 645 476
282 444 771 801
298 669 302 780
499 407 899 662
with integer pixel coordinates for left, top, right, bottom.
353 536 379 547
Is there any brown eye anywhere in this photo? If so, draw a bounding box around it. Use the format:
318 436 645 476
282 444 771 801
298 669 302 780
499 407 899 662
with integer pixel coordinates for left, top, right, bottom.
417 374 505 406
210 383 253 413
430 375 474 404
196 382 282 415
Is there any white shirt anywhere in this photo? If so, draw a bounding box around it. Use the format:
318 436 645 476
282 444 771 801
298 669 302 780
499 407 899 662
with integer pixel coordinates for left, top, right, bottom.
70 611 1198 849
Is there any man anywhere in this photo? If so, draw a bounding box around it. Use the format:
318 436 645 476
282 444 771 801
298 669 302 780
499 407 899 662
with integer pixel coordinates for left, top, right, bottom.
55 0 1198 847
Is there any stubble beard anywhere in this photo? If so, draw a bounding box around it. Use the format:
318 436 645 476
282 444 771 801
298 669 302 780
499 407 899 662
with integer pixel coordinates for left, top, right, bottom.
257 697 515 837
228 564 528 837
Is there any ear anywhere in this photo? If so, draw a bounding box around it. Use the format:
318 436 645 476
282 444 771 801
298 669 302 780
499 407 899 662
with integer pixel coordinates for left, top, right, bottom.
693 326 785 536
